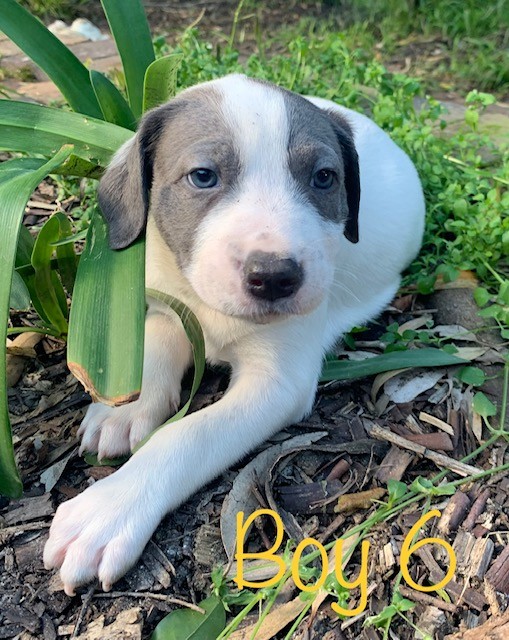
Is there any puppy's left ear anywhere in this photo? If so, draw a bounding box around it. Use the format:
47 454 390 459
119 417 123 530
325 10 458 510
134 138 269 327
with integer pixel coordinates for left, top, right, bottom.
325 110 360 244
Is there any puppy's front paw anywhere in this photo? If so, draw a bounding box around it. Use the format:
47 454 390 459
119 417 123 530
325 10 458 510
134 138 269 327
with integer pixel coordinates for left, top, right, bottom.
78 393 177 459
43 472 161 595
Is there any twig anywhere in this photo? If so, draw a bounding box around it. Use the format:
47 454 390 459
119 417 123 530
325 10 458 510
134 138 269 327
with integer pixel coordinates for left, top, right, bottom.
317 513 346 544
93 591 205 613
367 423 482 477
71 584 95 638
419 411 455 436
0 521 50 545
463 488 491 531
398 585 458 613
26 199 56 211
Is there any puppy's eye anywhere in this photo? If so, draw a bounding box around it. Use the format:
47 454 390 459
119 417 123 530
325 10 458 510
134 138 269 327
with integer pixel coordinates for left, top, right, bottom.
312 169 335 190
188 168 218 188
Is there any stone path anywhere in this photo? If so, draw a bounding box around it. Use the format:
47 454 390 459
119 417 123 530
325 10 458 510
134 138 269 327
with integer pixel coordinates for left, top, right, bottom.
0 21 508 144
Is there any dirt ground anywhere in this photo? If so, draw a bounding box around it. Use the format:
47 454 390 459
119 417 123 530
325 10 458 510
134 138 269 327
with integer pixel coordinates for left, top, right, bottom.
2 2 509 640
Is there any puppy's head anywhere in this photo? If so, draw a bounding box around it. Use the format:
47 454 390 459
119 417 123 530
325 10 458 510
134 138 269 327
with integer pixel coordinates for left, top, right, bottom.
99 74 360 320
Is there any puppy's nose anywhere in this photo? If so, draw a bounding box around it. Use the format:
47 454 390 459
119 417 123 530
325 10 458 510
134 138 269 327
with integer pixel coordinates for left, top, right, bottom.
244 251 303 301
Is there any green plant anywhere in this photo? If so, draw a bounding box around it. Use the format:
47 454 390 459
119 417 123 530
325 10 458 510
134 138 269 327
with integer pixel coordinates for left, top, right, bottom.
0 0 182 496
18 0 90 19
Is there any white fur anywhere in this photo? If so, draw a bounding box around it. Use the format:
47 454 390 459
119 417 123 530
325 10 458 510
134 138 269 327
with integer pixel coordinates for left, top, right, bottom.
44 75 425 595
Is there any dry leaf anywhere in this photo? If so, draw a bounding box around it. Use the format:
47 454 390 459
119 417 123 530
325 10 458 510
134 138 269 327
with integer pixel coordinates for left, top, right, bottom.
434 270 478 290
220 432 326 559
6 332 43 387
334 488 386 514
74 608 142 640
384 369 445 403
229 598 308 640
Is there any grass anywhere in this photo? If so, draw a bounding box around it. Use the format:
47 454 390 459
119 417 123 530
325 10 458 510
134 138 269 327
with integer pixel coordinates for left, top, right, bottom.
302 0 509 97
155 27 508 297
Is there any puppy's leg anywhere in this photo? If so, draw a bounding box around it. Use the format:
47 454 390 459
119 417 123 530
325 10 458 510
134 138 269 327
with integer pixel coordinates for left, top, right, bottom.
44 314 325 595
78 308 192 459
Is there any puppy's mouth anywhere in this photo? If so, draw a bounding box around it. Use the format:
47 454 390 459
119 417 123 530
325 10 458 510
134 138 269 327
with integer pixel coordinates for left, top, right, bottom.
234 295 319 323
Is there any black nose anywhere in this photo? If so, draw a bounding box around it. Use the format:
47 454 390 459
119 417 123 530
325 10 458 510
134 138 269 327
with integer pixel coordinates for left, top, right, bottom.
244 251 304 302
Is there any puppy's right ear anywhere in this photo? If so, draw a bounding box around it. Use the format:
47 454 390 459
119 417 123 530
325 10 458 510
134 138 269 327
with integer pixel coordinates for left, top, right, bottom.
98 104 173 249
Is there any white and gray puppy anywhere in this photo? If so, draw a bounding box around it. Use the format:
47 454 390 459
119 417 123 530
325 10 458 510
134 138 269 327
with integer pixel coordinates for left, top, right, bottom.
44 74 425 595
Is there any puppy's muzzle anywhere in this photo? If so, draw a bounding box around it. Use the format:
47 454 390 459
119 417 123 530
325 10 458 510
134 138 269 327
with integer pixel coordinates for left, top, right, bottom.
244 251 304 302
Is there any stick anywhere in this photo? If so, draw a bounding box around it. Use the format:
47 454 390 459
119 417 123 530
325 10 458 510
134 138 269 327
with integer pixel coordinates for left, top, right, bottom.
367 424 482 477
93 591 205 613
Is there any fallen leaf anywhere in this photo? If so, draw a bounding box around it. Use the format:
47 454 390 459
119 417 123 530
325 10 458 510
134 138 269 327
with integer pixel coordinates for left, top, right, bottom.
384 369 445 403
434 270 478 290
220 432 327 559
75 608 142 639
433 325 478 342
334 488 386 514
40 450 74 492
229 597 308 640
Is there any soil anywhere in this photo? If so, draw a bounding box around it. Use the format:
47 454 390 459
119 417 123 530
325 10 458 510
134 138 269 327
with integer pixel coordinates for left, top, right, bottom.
2 3 509 640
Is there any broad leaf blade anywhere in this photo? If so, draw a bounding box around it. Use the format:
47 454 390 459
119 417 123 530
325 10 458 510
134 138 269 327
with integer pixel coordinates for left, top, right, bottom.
0 146 72 498
31 216 70 335
133 288 206 452
56 154 104 180
320 348 470 382
90 70 137 131
0 100 132 168
0 156 47 185
67 210 145 405
14 217 53 327
151 595 226 640
0 0 102 118
100 0 155 118
143 54 183 112
53 214 78 295
9 271 31 311
15 223 36 269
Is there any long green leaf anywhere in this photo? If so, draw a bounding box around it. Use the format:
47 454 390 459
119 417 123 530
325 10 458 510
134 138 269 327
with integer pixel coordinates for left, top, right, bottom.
9 271 31 311
56 154 104 180
31 215 74 335
14 216 54 327
0 146 72 498
131 288 206 453
0 157 47 186
90 70 137 131
320 348 470 382
15 224 36 268
151 595 226 640
67 210 145 405
51 213 78 295
0 0 102 118
143 54 183 112
0 100 132 167
100 0 155 118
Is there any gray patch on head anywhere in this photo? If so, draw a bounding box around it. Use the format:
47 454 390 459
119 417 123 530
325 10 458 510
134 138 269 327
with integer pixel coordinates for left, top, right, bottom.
283 91 349 220
149 88 242 268
278 86 360 242
97 86 241 258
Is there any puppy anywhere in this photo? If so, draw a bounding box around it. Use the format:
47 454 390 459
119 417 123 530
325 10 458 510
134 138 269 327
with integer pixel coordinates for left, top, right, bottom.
44 74 425 595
